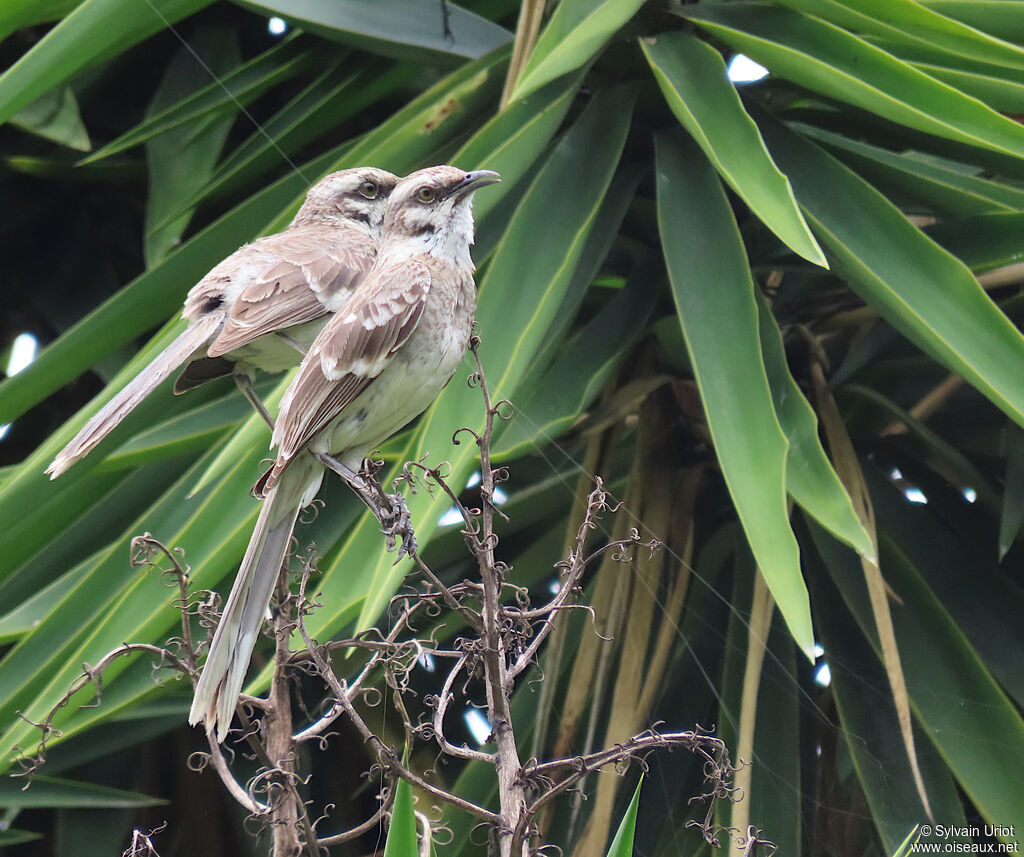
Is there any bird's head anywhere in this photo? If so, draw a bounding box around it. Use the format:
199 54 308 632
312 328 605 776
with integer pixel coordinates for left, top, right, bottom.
292 167 400 235
382 166 501 265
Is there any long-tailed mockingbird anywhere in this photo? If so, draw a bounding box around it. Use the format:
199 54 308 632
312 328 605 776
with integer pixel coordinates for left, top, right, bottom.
46 167 399 479
189 165 501 741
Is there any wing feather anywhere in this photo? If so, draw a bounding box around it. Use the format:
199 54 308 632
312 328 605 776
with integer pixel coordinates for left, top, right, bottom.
273 260 431 464
207 226 375 358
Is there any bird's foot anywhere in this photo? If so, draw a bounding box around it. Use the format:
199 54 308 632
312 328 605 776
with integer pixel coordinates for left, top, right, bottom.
378 490 417 560
322 454 417 559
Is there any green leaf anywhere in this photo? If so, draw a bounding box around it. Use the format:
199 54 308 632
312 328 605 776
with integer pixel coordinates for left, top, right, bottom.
604 776 643 857
925 213 1024 274
0 775 165 808
383 776 419 857
0 563 91 643
512 0 644 101
805 525 968 854
758 115 1024 430
808 507 1024 834
1000 424 1024 560
756 294 875 559
81 36 312 163
99 385 262 471
912 60 1024 114
0 829 44 846
0 0 80 40
798 124 1024 217
655 130 813 658
641 31 826 267
494 275 656 461
921 1 1024 44
0 0 215 127
774 0 1024 71
685 4 1024 161
10 86 90 150
291 85 636 643
0 458 184 606
144 26 239 266
188 60 415 211
452 68 586 223
892 826 922 857
233 0 511 63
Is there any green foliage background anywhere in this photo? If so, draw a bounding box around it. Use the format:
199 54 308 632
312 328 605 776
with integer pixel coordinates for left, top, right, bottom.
0 0 1023 854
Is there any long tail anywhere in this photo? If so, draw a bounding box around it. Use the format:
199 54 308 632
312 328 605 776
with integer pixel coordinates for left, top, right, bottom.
189 462 319 742
46 314 221 479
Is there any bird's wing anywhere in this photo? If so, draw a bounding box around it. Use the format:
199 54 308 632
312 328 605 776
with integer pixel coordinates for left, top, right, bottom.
273 259 432 461
207 227 375 358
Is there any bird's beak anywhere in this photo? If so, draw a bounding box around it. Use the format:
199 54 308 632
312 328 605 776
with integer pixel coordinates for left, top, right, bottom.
450 170 501 197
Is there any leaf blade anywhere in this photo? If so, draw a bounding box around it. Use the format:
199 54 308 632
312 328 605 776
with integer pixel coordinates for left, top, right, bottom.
655 131 813 657
642 31 826 267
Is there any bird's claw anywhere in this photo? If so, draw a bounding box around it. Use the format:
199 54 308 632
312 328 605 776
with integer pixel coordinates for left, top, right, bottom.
380 491 417 561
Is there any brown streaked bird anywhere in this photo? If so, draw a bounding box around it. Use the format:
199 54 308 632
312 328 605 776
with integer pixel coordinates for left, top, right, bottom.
45 167 400 479
189 165 501 741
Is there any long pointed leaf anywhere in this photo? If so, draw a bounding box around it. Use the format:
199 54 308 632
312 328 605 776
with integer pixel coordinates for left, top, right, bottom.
383 776 419 857
685 4 1024 160
642 31 826 267
511 0 644 101
775 0 1024 71
81 37 312 163
604 777 643 857
233 0 511 63
655 131 813 657
807 512 1024 835
759 115 1024 429
0 0 215 126
757 294 874 558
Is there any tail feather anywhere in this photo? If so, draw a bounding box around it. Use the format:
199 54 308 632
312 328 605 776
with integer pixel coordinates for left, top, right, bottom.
189 465 314 742
46 315 222 479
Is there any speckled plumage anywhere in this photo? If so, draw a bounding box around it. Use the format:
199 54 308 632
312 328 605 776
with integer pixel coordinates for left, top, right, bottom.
190 165 500 741
46 168 397 479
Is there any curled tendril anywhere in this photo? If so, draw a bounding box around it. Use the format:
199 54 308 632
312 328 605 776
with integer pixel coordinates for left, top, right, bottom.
187 751 212 772
451 426 481 446
466 371 482 389
492 400 514 421
361 686 383 708
299 498 325 525
431 825 455 846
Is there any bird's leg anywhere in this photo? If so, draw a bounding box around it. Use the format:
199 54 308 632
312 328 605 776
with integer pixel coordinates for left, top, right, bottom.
233 373 275 430
316 453 417 559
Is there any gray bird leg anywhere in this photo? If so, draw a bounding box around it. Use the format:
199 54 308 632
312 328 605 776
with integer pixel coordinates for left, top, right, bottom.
233 373 275 430
316 453 417 559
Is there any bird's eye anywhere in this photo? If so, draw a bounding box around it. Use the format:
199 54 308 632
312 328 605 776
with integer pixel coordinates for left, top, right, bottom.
417 186 436 203
358 180 378 199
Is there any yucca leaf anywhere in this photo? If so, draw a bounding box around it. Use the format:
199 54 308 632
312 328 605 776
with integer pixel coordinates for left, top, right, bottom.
655 130 813 658
81 36 312 163
759 115 1024 429
686 4 1024 160
232 0 511 63
642 31 826 267
0 0 215 126
512 0 644 101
